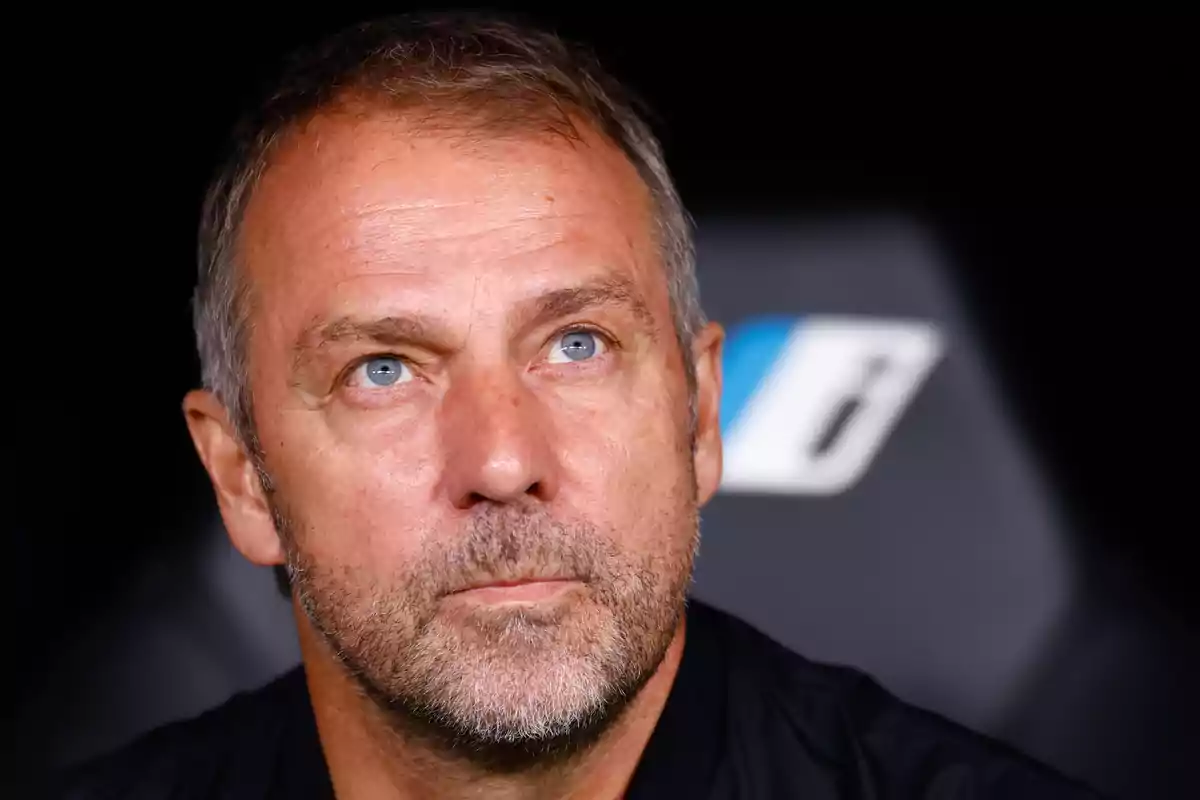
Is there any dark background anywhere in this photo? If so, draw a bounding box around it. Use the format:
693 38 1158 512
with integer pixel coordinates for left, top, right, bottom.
10 9 1196 794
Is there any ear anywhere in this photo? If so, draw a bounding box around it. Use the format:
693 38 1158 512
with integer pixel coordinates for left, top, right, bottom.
182 390 285 567
690 322 724 506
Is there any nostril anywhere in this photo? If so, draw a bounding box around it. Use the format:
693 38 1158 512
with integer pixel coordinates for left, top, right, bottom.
463 481 542 508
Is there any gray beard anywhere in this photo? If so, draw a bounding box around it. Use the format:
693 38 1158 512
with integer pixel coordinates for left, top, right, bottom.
274 501 698 772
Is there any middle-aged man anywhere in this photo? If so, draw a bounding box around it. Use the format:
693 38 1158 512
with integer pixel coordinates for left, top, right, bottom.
59 12 1103 800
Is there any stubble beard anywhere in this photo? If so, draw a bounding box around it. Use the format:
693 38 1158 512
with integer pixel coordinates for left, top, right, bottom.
273 499 699 770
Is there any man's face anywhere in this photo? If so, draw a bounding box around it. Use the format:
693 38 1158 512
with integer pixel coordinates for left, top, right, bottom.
204 109 722 754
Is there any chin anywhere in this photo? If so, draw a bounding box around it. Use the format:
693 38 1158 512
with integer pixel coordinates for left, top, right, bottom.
342 588 668 768
372 607 644 769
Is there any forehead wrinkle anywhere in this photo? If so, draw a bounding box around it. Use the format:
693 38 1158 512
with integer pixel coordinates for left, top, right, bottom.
347 221 614 278
247 117 653 266
351 213 573 251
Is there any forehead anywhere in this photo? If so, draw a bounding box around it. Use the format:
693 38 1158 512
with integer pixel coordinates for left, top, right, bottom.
236 109 664 332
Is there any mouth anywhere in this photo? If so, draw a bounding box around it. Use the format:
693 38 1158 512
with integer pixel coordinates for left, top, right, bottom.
446 576 583 604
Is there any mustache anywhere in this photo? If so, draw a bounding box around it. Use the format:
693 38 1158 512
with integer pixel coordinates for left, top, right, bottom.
275 501 621 607
413 507 613 597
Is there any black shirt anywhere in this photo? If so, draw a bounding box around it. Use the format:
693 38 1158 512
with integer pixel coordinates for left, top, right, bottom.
54 600 1101 798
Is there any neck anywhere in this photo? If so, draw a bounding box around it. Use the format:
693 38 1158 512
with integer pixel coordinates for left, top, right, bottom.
294 600 687 800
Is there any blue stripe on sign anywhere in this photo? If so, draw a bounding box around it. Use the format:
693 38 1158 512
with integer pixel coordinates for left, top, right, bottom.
719 315 802 434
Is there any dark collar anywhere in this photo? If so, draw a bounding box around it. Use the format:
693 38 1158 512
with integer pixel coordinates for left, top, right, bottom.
625 600 728 799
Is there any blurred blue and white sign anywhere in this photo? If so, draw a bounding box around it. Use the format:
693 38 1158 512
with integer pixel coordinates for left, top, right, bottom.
719 315 945 495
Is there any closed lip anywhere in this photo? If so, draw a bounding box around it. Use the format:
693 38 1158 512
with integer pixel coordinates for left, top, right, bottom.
449 575 580 594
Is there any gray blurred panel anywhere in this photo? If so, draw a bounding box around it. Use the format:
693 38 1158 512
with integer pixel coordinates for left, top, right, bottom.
22 525 299 769
689 215 1076 733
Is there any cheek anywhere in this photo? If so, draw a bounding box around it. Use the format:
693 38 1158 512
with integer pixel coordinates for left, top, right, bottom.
263 408 441 570
554 372 690 521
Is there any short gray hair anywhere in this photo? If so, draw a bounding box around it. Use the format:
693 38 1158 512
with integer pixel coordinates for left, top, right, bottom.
194 11 704 448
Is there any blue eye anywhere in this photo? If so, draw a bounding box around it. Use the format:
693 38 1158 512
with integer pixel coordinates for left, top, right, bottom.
351 356 412 388
548 330 606 363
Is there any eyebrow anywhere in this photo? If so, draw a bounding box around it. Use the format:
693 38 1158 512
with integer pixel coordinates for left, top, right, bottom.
519 274 655 334
291 274 656 372
291 314 452 373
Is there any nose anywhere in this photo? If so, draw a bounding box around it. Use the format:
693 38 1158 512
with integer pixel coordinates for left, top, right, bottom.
437 366 559 509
